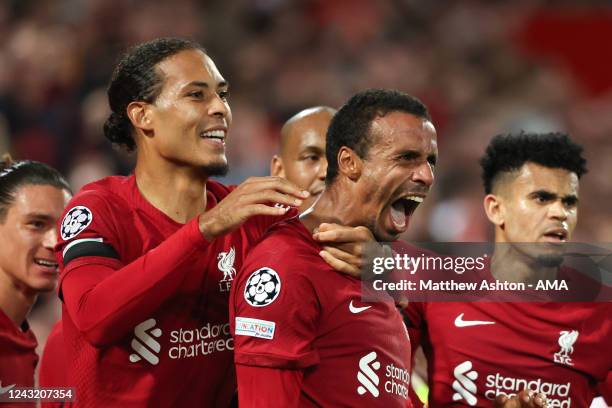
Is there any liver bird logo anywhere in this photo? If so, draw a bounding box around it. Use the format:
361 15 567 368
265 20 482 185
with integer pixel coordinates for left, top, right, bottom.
554 330 579 366
218 246 236 282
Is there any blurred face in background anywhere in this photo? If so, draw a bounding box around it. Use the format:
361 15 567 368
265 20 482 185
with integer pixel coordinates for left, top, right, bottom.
271 108 335 211
0 184 71 294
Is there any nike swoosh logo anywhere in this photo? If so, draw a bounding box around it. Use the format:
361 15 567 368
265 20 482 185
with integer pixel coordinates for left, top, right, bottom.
349 300 372 314
0 381 16 394
454 313 496 327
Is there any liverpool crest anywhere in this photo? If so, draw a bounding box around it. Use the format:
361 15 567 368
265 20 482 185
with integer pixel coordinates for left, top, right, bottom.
218 247 236 292
553 330 578 366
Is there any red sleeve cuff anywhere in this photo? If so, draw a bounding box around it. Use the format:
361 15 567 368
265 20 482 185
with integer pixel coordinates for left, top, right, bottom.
234 350 319 370
188 216 210 249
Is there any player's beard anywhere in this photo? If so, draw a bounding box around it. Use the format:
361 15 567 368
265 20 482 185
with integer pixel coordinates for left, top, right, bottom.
535 253 563 268
202 162 229 177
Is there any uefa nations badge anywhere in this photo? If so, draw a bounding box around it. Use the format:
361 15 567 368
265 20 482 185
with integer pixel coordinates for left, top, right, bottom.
244 267 281 307
61 206 93 240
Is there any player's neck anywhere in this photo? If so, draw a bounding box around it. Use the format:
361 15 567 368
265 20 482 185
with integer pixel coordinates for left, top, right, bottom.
490 245 558 284
300 187 355 233
0 273 36 328
135 159 208 224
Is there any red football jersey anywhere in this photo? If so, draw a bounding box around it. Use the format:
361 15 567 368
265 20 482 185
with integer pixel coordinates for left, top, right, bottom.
55 175 292 407
231 218 413 407
404 301 611 407
40 320 71 408
0 309 37 408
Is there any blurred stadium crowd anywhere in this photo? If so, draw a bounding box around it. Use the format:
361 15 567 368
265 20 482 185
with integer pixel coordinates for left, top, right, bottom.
0 0 611 355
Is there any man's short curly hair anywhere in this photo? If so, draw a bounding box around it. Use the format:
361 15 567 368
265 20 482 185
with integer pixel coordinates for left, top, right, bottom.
325 89 430 185
480 132 588 194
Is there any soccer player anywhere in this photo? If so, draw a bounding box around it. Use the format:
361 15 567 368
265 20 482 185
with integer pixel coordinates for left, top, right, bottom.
270 106 336 211
404 133 611 407
39 320 69 408
55 38 372 407
231 89 437 407
0 157 71 407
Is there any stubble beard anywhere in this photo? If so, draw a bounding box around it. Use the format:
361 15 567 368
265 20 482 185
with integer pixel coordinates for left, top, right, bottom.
201 161 229 177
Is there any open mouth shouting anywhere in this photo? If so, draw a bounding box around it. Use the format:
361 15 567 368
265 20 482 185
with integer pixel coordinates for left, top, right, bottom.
388 194 425 235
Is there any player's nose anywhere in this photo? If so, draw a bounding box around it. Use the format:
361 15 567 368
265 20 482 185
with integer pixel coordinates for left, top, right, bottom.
412 161 434 187
42 227 58 250
317 158 328 180
208 93 230 119
548 200 569 221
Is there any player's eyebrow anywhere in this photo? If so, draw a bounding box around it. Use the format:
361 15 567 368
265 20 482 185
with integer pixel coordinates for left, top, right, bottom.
300 145 324 154
562 194 579 206
184 80 229 89
529 190 556 200
24 213 55 222
395 149 436 165
396 150 421 161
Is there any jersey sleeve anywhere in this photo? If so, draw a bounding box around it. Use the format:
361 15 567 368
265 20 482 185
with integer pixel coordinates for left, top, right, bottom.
236 365 303 408
55 190 211 347
56 190 124 288
231 248 321 370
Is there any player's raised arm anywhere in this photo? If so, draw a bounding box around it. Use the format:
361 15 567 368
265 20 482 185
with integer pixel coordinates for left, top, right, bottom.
59 177 306 346
57 190 211 346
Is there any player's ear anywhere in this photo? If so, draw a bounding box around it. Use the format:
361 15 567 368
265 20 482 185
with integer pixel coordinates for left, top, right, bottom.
337 147 362 181
270 155 285 178
127 101 154 136
483 194 504 227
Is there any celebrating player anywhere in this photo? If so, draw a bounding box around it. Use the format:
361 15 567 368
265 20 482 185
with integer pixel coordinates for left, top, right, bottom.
404 132 611 407
55 37 374 407
0 157 71 407
232 89 438 407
